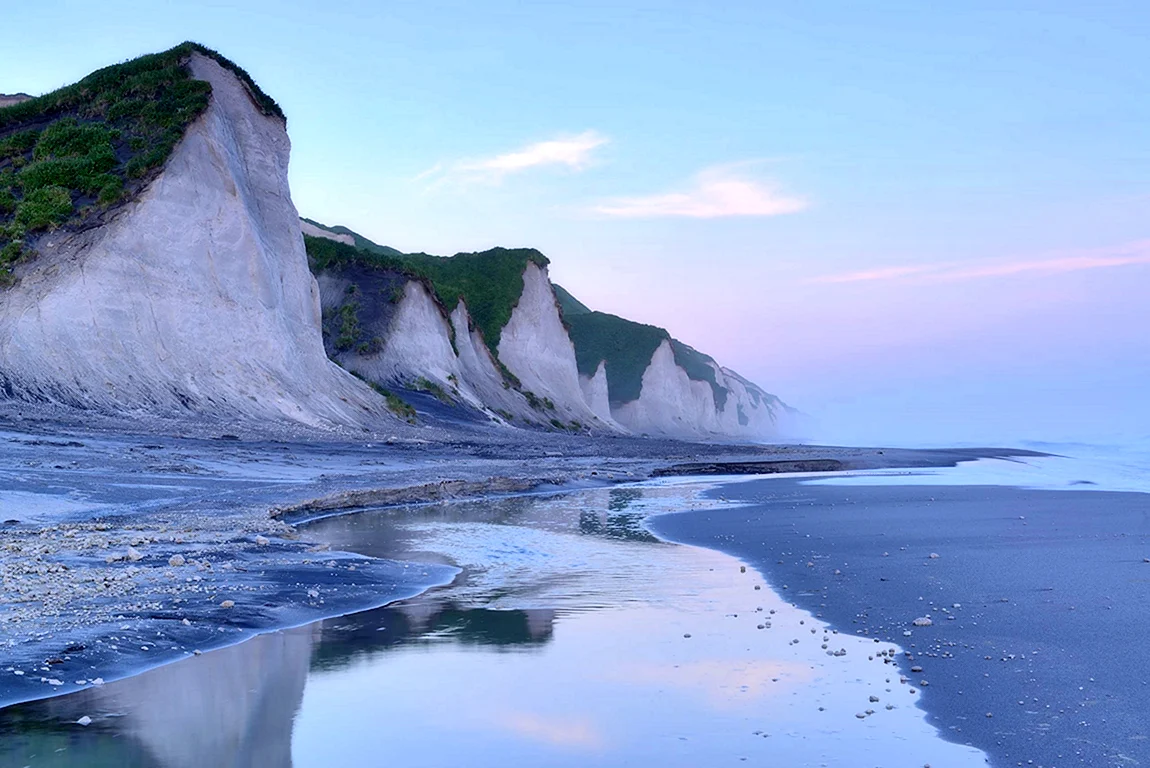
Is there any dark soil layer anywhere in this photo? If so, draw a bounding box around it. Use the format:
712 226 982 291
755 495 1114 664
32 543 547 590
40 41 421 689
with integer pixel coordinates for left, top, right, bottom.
649 477 1150 767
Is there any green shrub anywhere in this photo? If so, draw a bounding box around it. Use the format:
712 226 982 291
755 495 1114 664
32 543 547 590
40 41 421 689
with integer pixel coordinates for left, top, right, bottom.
354 336 382 356
97 176 124 205
414 376 453 404
15 186 72 230
553 284 591 317
386 393 417 423
334 302 361 351
0 129 39 160
33 118 118 161
1 240 24 264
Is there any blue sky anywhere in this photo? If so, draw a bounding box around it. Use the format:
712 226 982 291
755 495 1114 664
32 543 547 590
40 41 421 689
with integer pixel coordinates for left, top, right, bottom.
4 1 1148 444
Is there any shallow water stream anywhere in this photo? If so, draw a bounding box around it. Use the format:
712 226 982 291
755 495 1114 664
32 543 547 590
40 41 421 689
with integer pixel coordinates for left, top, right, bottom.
0 482 987 767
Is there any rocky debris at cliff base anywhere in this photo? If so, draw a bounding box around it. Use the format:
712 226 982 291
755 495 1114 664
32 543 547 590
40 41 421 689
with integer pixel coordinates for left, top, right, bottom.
269 476 563 520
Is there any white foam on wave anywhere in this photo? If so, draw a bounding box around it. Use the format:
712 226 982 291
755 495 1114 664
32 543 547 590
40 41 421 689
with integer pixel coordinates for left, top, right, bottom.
806 440 1150 495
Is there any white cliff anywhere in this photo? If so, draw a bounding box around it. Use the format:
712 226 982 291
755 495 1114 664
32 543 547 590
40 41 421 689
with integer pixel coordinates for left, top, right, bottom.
314 254 788 439
579 361 618 427
320 260 615 430
602 340 788 441
497 263 603 426
0 54 381 428
301 219 354 245
611 340 725 438
449 301 539 422
332 279 471 400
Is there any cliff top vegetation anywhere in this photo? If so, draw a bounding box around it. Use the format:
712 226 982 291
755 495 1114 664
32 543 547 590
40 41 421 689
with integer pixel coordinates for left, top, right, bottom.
564 302 729 408
304 232 548 354
0 42 282 285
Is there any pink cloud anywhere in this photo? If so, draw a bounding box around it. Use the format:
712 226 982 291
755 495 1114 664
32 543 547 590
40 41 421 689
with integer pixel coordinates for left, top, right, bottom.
809 240 1150 285
593 167 807 219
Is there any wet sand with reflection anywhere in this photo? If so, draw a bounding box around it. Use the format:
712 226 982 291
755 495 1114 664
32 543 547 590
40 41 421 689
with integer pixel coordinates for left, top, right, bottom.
1 482 987 767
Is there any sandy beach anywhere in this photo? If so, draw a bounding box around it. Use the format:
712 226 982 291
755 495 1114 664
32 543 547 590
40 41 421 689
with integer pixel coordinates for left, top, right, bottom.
650 468 1150 767
0 414 1012 711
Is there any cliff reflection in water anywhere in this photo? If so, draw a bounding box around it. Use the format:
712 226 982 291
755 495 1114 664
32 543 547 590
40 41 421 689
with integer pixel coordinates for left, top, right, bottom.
0 482 990 768
0 627 316 768
0 597 559 768
0 486 663 767
2 483 769 768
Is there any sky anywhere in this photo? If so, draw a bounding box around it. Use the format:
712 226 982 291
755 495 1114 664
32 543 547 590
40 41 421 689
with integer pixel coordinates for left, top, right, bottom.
3 1 1148 446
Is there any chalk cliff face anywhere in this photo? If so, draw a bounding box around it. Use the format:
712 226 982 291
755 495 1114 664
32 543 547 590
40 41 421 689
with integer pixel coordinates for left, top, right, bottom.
609 346 790 440
579 361 618 427
612 340 724 437
0 54 381 428
448 300 547 422
305 220 793 439
604 341 787 439
496 263 602 426
316 259 613 429
1 44 792 441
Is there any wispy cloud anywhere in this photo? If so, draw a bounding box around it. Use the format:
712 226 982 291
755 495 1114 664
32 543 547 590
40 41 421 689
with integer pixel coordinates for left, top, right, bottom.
593 166 807 219
418 131 608 186
809 240 1150 285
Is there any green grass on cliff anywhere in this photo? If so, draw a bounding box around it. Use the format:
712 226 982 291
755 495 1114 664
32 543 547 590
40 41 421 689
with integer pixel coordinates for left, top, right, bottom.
305 234 548 354
566 311 668 404
0 41 283 285
553 283 591 317
565 301 729 409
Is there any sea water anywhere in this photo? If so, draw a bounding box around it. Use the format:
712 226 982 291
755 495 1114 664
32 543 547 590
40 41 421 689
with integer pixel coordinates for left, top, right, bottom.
808 439 1150 495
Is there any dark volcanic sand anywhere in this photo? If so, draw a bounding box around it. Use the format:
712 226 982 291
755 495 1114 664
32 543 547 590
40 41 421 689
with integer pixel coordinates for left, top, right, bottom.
648 477 1150 768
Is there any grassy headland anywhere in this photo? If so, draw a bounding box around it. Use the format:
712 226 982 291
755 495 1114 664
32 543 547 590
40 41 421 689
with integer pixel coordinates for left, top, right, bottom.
0 42 282 284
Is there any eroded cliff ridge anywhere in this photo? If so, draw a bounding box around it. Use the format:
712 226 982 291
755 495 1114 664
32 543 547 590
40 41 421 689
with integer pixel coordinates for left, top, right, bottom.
0 43 794 440
305 222 797 440
0 45 380 427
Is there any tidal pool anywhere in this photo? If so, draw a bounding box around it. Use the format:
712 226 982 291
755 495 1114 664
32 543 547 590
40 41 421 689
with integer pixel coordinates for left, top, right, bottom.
0 481 988 767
